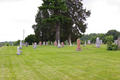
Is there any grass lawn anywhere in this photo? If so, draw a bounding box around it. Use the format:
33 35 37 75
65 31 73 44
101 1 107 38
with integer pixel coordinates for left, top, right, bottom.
0 44 120 80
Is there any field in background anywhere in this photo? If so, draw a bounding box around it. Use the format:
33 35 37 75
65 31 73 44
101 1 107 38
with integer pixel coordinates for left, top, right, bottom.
0 44 120 80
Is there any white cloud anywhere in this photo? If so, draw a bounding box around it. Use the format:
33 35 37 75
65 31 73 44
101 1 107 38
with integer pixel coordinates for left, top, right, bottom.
83 0 120 34
0 0 42 42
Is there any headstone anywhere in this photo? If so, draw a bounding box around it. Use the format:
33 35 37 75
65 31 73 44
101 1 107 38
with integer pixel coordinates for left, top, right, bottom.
20 41 22 49
12 44 13 46
46 42 48 45
61 42 64 47
66 40 68 45
76 39 82 51
54 41 57 46
96 37 100 48
100 40 102 44
88 40 90 44
25 42 28 47
34 42 37 49
17 47 20 55
117 37 120 49
114 40 117 44
39 41 42 46
43 41 45 45
73 44 74 46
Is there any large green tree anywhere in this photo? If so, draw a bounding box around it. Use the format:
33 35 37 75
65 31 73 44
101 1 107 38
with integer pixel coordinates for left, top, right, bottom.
39 0 70 48
61 0 91 45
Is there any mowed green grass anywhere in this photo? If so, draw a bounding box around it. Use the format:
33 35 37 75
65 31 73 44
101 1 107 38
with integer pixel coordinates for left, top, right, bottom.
0 44 120 80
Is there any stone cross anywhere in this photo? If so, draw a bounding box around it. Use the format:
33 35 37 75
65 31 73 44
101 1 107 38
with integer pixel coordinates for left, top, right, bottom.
96 37 100 48
61 42 64 47
17 47 20 55
117 37 120 49
114 40 117 44
88 40 90 44
20 41 22 49
76 39 82 51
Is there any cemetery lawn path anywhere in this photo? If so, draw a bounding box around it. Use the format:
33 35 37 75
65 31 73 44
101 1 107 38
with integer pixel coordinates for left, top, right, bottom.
0 45 120 80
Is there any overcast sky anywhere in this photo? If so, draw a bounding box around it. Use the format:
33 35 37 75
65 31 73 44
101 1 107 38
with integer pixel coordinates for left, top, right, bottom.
0 0 120 42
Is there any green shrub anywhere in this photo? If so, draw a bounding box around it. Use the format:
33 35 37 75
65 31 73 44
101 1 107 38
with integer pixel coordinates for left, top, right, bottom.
107 43 118 51
6 42 10 46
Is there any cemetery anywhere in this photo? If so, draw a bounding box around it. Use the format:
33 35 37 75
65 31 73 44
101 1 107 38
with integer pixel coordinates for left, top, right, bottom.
0 41 120 79
1 0 120 80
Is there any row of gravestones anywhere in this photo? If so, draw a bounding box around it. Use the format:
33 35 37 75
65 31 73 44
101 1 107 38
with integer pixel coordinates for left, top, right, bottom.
17 41 28 55
87 39 103 44
17 37 120 54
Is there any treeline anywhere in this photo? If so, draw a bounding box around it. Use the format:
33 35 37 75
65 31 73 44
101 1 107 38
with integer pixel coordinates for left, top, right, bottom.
80 29 120 44
0 40 24 46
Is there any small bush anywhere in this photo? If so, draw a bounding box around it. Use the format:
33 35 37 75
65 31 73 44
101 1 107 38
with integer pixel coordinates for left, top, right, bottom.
107 43 118 51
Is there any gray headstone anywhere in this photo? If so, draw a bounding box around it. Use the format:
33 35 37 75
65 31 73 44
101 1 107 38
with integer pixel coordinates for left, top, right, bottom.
46 42 48 45
43 41 45 45
114 40 117 44
100 40 102 44
117 37 120 48
88 40 90 44
34 42 37 49
25 42 28 47
96 37 100 48
17 47 20 55
66 40 68 45
20 41 22 49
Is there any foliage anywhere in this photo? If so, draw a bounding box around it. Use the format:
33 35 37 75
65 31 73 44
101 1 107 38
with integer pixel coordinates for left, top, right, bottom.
105 35 118 50
81 29 120 44
6 42 10 46
13 40 20 46
25 34 36 45
107 43 118 51
105 35 113 45
33 0 90 44
106 29 120 40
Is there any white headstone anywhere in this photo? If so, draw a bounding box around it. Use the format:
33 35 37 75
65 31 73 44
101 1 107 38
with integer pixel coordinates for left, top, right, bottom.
46 42 48 45
34 42 37 49
100 40 102 44
43 42 45 45
20 41 22 49
88 40 90 44
114 40 117 44
96 37 100 48
17 47 20 55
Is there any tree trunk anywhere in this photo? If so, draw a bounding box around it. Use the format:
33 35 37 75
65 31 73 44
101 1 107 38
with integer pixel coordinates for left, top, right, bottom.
56 24 58 42
56 22 61 48
68 30 72 46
